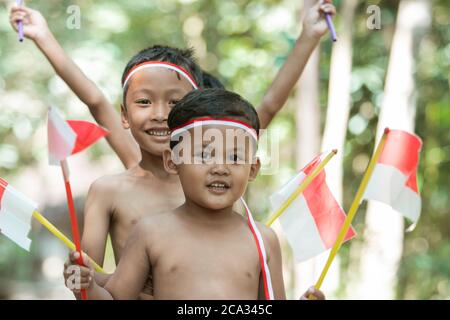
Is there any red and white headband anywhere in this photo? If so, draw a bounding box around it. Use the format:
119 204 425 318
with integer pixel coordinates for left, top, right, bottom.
122 61 199 89
170 117 258 142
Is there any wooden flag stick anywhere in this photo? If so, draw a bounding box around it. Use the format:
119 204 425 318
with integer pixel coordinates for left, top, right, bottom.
32 210 105 273
60 159 88 300
313 128 390 292
265 149 337 227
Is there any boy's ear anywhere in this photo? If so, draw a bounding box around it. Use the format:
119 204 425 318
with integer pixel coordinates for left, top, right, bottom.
248 157 261 182
163 148 179 175
121 104 130 129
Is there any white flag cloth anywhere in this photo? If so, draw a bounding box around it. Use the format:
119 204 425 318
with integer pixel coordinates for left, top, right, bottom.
270 154 356 262
0 178 37 251
47 107 77 166
363 129 422 225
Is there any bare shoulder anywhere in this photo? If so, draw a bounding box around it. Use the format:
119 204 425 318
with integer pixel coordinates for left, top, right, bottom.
255 221 281 258
230 212 279 247
88 169 138 195
87 173 124 197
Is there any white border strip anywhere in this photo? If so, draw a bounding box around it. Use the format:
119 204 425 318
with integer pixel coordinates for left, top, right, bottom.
241 197 275 300
122 63 198 89
171 120 258 142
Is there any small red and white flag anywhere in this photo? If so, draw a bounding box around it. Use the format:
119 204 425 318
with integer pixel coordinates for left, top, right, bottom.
48 107 108 165
270 154 356 262
363 129 422 225
0 178 37 251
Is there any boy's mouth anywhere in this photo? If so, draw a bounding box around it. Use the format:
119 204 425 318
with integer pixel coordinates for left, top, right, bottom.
206 181 231 194
145 128 171 137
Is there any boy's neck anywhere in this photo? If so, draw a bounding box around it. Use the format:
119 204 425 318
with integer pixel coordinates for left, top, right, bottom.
138 149 173 180
181 198 235 224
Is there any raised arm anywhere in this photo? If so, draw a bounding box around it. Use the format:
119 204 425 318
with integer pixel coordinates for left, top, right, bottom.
257 0 336 129
9 4 140 168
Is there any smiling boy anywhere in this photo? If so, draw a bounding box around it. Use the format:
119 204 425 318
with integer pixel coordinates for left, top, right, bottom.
54 48 201 299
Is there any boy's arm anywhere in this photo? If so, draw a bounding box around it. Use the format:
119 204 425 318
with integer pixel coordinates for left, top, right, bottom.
63 177 114 299
81 177 115 269
66 223 149 299
9 5 140 169
102 221 151 299
257 0 336 130
258 224 286 300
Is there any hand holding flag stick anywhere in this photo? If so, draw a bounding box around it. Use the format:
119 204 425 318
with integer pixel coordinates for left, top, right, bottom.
60 159 88 300
266 149 337 227
312 128 390 294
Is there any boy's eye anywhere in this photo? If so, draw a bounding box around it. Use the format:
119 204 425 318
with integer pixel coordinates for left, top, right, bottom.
229 153 243 163
169 100 179 106
195 150 213 162
136 99 151 105
202 151 212 161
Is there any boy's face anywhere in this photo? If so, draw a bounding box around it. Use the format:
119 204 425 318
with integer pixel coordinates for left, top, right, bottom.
164 125 260 210
121 67 194 157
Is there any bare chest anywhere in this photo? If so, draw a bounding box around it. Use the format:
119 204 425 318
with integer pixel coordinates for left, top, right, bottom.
152 228 262 299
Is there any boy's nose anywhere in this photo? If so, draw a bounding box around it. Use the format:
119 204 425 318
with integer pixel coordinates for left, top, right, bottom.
210 163 230 175
151 103 169 122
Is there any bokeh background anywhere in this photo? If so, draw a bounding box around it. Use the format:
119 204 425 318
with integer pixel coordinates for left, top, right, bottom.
0 0 448 299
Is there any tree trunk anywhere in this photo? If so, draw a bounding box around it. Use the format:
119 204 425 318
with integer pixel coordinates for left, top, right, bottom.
317 0 358 298
350 0 430 299
291 0 322 299
321 0 357 204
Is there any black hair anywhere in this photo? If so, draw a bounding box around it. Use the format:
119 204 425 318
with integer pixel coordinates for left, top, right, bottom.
121 45 203 106
202 71 225 89
168 89 260 149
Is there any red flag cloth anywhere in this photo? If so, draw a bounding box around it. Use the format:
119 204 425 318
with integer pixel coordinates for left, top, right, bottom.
363 130 422 224
48 107 108 165
67 120 108 155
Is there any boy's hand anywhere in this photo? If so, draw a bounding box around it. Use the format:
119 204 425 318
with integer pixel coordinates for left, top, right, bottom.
300 286 326 300
302 0 336 40
9 4 50 42
63 251 95 293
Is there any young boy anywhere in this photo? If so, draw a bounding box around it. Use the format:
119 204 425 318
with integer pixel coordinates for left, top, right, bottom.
9 2 334 298
68 46 202 299
64 89 324 300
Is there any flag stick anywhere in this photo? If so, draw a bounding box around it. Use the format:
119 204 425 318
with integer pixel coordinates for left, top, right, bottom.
313 128 390 292
32 210 105 273
16 0 24 42
265 149 337 227
60 159 88 300
325 13 337 42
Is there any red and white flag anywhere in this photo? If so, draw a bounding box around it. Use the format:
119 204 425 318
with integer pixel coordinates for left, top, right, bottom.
270 154 356 262
363 129 422 225
0 178 37 251
48 107 108 165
